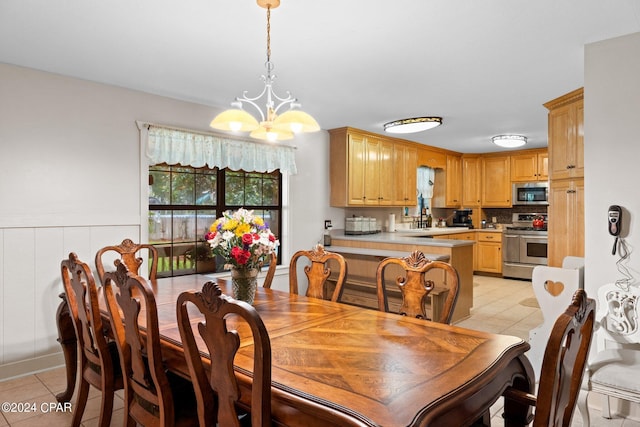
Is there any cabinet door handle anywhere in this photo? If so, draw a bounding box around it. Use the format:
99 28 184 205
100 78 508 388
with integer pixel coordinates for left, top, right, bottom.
567 189 576 194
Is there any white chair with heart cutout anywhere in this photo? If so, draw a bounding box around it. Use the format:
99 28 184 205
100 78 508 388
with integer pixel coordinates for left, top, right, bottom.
527 256 584 380
577 282 640 426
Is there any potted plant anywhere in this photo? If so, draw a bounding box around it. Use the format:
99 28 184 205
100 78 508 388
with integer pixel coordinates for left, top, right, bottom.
185 241 217 273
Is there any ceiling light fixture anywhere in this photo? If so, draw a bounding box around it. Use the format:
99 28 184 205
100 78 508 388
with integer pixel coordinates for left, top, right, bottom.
383 117 442 134
210 0 319 142
491 134 527 148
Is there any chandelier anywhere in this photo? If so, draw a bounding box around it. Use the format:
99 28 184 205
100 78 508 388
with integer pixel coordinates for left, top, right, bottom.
210 0 320 142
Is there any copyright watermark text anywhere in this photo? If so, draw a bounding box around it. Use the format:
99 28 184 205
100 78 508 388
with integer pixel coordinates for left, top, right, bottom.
1 401 73 413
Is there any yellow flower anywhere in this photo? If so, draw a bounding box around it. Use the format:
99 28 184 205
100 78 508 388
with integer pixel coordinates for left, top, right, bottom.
253 216 264 227
210 219 220 232
235 223 251 237
223 219 238 231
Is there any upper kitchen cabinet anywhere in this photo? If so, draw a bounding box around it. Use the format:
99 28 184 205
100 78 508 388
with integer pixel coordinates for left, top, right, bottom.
462 155 482 206
544 88 584 180
510 150 548 182
329 127 414 207
392 143 418 206
418 147 446 169
433 155 462 208
481 154 511 207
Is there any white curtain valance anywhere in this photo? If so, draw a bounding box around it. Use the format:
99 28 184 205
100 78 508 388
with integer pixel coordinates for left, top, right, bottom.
144 125 297 174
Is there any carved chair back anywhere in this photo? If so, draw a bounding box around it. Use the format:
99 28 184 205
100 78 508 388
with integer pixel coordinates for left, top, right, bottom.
289 244 347 301
504 289 595 427
177 281 272 427
261 251 278 289
577 283 640 426
61 252 122 427
375 250 460 324
102 260 195 426
95 238 158 285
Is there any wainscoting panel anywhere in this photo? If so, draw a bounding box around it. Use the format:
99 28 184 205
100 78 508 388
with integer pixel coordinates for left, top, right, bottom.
0 224 140 380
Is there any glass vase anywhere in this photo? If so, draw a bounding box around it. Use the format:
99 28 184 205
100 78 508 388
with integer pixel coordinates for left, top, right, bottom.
230 267 259 305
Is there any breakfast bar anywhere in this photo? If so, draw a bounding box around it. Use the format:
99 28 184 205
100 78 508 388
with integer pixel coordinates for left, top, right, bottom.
328 229 475 322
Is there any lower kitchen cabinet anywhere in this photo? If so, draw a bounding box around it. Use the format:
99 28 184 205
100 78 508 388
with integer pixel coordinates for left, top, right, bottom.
475 232 503 274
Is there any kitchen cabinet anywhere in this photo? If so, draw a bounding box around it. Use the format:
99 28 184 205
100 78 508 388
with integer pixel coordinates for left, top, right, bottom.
329 127 416 207
511 150 548 182
433 155 462 208
392 143 418 206
481 155 511 207
418 147 446 169
475 232 502 274
544 88 584 180
548 178 584 267
462 155 482 225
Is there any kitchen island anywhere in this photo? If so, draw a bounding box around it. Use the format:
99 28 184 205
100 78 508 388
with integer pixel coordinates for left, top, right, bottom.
328 228 475 323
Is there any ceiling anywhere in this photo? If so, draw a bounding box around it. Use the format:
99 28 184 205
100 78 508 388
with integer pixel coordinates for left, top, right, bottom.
1 1 639 153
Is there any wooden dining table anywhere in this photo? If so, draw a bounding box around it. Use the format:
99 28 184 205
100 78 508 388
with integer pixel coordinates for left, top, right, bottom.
56 274 535 427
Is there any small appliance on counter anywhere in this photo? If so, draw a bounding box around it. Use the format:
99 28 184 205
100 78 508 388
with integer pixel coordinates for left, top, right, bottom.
451 209 473 228
345 216 379 235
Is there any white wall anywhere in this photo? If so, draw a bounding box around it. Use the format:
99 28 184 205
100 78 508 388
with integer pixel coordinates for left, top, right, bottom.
0 63 331 378
584 32 640 296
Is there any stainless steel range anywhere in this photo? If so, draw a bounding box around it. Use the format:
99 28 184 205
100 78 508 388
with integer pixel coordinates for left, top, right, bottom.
503 213 548 280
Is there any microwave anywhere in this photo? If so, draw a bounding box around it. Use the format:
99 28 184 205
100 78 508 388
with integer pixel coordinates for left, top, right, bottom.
512 182 549 205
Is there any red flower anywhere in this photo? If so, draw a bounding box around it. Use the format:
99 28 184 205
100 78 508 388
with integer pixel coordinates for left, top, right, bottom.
231 246 251 265
268 234 276 242
204 231 216 241
242 233 254 246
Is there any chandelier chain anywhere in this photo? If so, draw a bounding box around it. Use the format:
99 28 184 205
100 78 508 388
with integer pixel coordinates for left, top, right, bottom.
266 6 271 63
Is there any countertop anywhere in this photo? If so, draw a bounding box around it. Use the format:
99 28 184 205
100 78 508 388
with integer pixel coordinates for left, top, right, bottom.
330 228 478 247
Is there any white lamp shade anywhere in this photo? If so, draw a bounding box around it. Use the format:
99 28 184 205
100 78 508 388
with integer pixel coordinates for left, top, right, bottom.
273 110 321 133
210 109 259 132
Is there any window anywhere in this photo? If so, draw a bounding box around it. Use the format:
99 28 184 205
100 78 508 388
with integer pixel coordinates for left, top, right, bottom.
149 164 281 277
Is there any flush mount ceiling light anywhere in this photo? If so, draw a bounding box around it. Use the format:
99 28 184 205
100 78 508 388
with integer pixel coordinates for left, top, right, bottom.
383 117 442 134
492 134 527 148
210 0 320 142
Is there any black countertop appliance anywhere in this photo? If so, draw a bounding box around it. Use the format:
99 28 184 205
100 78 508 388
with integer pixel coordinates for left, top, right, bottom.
452 209 473 228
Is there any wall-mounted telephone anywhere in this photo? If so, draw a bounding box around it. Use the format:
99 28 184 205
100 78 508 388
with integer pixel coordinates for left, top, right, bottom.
608 205 622 236
608 205 622 255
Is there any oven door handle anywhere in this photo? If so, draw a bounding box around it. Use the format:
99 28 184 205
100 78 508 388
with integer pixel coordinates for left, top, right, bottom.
503 235 520 238
522 235 548 240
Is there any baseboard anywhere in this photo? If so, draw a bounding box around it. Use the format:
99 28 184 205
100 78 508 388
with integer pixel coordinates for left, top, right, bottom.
0 352 66 381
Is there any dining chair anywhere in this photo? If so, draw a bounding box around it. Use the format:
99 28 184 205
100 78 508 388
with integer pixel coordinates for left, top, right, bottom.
261 250 278 289
176 281 272 427
289 243 347 301
102 260 197 427
375 250 460 324
60 252 123 427
577 282 640 426
502 289 595 427
95 238 159 284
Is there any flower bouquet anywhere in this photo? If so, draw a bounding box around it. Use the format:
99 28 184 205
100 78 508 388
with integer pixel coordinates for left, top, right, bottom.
205 208 278 303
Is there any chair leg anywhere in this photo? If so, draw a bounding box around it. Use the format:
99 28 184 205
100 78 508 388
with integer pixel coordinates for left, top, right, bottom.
602 394 612 418
97 389 115 427
71 378 90 427
576 389 590 427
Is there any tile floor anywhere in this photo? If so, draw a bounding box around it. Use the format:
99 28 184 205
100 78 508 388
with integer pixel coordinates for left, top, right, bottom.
0 275 638 426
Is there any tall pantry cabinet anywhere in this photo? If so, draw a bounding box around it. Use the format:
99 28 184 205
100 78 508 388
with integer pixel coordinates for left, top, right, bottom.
544 88 584 267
